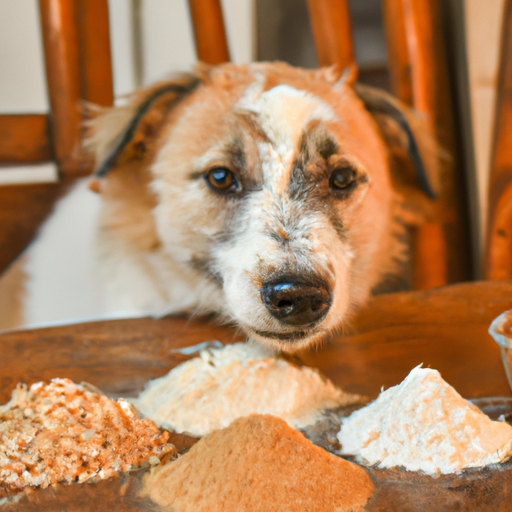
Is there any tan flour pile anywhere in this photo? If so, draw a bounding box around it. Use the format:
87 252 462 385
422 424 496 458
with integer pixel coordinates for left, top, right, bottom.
143 414 374 512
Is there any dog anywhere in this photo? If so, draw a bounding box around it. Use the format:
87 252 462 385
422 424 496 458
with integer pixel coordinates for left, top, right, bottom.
0 62 438 350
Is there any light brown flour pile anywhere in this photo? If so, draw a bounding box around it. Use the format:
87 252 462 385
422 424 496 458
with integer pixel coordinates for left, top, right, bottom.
133 342 360 436
143 414 374 512
338 366 512 474
0 379 174 498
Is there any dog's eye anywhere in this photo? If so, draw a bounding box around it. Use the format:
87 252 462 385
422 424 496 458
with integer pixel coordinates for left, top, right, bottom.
329 167 357 191
205 167 240 193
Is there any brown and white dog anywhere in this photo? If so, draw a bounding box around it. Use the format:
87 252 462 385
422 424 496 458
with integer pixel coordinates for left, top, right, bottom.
0 62 438 350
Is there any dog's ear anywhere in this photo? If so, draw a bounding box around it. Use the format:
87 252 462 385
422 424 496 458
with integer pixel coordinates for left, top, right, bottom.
354 84 440 200
85 73 201 178
316 64 358 89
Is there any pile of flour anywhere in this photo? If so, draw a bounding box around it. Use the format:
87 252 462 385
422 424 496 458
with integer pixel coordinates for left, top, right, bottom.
337 366 512 475
133 342 360 436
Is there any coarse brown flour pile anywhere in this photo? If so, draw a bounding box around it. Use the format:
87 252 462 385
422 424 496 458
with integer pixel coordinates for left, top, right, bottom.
0 379 173 498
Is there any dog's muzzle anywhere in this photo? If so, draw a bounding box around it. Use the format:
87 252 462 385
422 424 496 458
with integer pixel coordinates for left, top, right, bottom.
260 273 332 327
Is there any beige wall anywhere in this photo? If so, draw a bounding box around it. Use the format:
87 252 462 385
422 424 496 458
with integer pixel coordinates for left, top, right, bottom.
464 0 506 259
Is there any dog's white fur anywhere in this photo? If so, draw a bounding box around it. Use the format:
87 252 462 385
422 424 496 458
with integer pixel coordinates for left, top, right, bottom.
0 62 437 349
208 83 373 343
22 180 103 325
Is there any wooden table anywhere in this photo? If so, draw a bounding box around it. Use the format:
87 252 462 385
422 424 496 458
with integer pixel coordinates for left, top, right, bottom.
1 280 512 511
1 280 511 404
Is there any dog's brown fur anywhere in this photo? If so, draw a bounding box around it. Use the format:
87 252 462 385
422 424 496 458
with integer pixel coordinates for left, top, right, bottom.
0 62 439 348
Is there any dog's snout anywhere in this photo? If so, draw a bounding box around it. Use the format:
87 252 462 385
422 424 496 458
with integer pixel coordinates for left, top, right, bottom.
260 275 332 326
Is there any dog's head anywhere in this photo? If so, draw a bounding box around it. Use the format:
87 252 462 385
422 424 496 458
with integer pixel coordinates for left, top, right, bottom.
86 62 438 351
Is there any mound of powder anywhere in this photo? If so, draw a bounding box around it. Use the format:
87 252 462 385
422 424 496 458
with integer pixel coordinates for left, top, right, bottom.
337 366 512 475
132 342 360 436
0 379 174 498
143 414 374 512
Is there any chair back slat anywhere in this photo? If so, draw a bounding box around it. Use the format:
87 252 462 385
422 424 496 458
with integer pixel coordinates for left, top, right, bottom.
382 0 413 105
306 0 354 69
0 0 112 169
39 0 114 177
383 0 472 289
0 115 52 163
39 0 84 176
76 0 114 107
485 0 512 279
187 0 230 64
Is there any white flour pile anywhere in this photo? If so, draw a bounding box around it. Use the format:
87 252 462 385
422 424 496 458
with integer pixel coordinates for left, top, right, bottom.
337 366 512 475
132 342 360 436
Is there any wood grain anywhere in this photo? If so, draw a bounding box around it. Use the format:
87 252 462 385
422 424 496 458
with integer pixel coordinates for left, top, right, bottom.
1 281 510 406
301 280 512 399
0 115 53 163
306 0 354 69
486 0 512 280
383 0 472 288
187 0 230 64
0 315 243 404
411 222 448 289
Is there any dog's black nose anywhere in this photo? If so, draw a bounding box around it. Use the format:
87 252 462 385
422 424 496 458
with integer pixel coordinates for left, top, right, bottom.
260 275 332 326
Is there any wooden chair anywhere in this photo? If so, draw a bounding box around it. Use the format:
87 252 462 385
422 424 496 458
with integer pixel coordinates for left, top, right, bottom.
380 0 471 288
0 0 472 290
0 0 113 274
485 0 512 280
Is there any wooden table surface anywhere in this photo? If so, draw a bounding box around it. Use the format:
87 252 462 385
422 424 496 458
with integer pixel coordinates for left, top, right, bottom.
1 280 511 404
